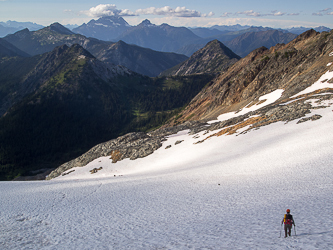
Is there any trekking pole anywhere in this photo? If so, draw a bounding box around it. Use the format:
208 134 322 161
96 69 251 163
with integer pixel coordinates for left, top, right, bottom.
279 224 282 238
294 225 296 236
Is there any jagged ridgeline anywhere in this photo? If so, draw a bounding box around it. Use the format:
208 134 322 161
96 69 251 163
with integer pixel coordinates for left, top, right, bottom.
0 44 214 180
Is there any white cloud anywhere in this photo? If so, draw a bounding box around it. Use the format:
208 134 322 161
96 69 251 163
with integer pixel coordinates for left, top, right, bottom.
237 10 262 17
136 6 203 17
207 12 215 17
81 5 212 18
270 11 286 16
288 13 300 16
320 8 332 12
221 12 232 17
81 4 136 18
236 10 287 17
119 9 136 16
313 7 333 16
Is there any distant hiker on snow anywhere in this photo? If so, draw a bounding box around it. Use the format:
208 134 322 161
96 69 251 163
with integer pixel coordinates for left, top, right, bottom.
281 209 295 237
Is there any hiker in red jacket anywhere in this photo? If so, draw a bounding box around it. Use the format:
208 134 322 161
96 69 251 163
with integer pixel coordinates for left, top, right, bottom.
281 209 295 237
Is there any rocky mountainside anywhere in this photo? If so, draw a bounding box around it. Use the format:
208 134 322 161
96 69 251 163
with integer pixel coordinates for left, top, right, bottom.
168 29 333 124
117 19 201 53
73 16 131 41
44 29 333 180
3 23 187 76
224 30 297 57
160 40 240 76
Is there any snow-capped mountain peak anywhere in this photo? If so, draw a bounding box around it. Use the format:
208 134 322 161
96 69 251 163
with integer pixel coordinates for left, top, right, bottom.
72 16 131 41
139 19 156 27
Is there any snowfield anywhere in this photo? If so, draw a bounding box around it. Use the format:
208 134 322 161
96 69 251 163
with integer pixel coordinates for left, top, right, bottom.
1 76 333 249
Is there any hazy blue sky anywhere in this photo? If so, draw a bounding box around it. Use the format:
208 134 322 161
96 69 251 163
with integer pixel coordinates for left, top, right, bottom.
0 0 332 28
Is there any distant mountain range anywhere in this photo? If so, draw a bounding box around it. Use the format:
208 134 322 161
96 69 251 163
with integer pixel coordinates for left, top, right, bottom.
1 17 331 59
177 29 298 57
2 23 187 77
0 21 44 37
71 17 330 56
72 17 301 56
224 30 297 57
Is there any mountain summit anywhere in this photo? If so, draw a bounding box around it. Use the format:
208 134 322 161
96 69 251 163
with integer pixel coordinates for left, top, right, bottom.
48 22 74 35
139 19 155 27
161 40 240 76
73 16 131 41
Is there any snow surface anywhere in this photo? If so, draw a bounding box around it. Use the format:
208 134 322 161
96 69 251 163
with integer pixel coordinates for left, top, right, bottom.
208 89 284 123
95 23 109 27
292 70 333 98
1 76 333 249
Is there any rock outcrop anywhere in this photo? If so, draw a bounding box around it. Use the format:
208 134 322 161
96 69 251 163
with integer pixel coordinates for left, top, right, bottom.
46 121 206 179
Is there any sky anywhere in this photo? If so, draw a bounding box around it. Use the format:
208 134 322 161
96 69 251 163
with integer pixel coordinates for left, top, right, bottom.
0 0 332 29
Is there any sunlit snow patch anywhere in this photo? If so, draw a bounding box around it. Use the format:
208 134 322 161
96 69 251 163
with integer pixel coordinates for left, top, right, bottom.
208 89 284 123
280 97 304 105
291 70 333 98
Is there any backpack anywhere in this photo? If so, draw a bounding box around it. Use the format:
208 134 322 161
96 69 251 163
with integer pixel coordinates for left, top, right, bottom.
284 214 293 225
